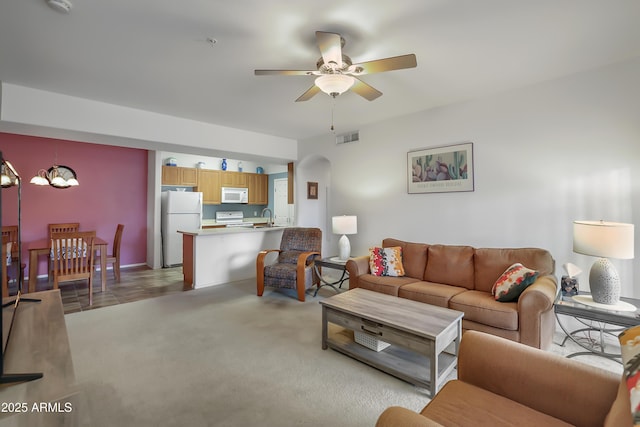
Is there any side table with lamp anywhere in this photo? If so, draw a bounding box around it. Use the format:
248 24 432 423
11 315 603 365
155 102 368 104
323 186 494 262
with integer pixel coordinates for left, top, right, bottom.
313 215 358 296
554 220 637 362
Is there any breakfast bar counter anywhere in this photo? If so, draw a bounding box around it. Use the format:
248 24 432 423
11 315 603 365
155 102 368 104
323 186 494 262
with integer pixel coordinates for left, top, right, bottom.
179 226 286 290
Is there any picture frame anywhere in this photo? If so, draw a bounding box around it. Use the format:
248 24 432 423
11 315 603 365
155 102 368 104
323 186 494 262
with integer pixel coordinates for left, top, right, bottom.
408 142 474 194
307 181 318 199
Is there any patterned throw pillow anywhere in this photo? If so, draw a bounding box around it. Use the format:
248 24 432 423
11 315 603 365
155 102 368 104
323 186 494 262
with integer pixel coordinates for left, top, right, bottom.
619 326 640 425
491 263 539 302
369 247 405 277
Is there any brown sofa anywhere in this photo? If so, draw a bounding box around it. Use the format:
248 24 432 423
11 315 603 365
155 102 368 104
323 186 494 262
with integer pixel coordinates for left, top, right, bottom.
375 330 631 427
346 238 557 349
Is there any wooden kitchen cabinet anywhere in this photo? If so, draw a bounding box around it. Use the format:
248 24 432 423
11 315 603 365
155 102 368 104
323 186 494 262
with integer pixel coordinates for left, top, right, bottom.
188 169 266 205
196 170 221 204
220 171 247 187
162 166 198 186
248 173 268 205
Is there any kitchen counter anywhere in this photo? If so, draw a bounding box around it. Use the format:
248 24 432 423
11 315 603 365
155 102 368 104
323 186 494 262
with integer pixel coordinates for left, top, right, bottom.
179 226 286 289
180 225 286 236
201 217 271 227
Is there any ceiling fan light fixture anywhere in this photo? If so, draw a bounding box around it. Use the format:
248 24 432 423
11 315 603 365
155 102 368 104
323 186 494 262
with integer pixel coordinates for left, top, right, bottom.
315 74 355 97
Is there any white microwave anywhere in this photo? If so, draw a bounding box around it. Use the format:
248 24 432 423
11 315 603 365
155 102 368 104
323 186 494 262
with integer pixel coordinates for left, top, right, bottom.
221 187 248 204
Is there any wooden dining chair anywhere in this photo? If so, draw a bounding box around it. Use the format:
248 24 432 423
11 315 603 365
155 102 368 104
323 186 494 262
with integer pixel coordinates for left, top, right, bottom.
106 224 124 282
2 226 19 260
1 225 24 289
48 223 80 281
51 231 96 306
2 235 10 298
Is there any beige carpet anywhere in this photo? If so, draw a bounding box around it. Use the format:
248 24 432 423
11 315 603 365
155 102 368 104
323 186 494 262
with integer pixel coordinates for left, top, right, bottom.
64 281 432 427
63 281 621 427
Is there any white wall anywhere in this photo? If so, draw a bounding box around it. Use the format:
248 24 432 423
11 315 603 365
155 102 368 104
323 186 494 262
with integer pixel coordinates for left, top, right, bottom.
298 57 640 298
0 83 298 163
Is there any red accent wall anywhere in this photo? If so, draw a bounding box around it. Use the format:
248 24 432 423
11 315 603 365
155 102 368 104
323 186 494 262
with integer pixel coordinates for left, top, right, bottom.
0 132 148 279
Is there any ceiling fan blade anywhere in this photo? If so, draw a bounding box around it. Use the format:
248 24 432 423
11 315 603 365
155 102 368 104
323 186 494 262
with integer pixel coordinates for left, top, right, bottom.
316 31 343 68
351 78 382 101
255 69 316 76
350 54 417 75
295 85 321 102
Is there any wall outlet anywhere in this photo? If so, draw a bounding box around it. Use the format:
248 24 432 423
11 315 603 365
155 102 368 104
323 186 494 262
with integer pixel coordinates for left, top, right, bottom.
253 211 257 216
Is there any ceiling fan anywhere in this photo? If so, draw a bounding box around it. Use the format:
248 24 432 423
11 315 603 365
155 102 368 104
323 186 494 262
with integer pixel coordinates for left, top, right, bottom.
255 31 417 102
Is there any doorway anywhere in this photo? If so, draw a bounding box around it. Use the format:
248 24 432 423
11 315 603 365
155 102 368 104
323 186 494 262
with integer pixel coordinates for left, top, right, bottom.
274 178 292 226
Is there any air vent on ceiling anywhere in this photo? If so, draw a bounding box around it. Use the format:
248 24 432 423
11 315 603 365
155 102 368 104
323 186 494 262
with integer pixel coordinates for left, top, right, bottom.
336 130 359 145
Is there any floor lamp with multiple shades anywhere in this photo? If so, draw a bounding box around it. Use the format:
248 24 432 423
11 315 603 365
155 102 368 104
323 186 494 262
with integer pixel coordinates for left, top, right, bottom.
332 215 357 262
0 155 43 384
572 220 635 308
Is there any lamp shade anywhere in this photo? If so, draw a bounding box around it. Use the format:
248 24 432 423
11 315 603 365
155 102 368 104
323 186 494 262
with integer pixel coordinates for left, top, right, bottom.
332 216 357 235
30 174 49 185
573 220 634 259
315 74 355 96
1 160 19 188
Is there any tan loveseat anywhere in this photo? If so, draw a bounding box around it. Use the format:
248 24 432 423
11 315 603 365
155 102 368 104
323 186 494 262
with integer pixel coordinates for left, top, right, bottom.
346 238 557 349
375 331 631 427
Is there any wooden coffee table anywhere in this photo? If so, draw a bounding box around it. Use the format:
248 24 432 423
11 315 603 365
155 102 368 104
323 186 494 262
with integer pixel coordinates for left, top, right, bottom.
320 288 463 396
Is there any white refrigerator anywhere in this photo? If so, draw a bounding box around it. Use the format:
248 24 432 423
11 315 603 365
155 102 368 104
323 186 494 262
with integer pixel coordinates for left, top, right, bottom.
161 191 203 267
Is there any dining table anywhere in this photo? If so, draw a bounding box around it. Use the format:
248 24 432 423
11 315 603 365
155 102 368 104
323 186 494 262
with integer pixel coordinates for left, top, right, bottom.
25 237 109 293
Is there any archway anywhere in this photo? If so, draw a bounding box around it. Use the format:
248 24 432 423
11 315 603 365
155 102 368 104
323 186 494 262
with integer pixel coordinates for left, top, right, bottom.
295 154 332 256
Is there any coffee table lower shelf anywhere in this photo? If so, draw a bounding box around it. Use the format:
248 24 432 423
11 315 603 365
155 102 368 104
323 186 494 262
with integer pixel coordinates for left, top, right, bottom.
326 328 457 391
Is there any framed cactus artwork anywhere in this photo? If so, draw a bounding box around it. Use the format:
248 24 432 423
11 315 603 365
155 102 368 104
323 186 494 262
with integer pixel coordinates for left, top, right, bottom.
407 142 474 194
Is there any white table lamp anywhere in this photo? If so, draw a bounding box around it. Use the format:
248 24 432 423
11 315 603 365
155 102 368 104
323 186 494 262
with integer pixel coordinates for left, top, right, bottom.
573 220 634 305
332 216 357 261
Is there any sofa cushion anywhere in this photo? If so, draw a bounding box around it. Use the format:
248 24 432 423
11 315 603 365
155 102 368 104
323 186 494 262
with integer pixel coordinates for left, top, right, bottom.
492 263 539 302
475 248 554 293
383 238 428 280
369 247 405 277
357 274 420 297
421 380 573 427
449 290 519 330
424 245 475 289
398 281 467 308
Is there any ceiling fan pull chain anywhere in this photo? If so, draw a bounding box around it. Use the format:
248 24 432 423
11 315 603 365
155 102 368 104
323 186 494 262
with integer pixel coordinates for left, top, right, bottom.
330 98 335 132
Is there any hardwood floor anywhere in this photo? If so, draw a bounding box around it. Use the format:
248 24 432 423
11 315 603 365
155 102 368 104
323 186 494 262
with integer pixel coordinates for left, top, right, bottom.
7 266 186 315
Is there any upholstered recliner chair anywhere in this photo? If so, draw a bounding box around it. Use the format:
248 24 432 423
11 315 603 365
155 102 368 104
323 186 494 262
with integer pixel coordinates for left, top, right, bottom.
256 227 322 301
375 331 630 427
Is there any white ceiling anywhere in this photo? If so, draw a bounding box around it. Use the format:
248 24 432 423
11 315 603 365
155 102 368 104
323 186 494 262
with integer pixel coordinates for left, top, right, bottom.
1 0 640 141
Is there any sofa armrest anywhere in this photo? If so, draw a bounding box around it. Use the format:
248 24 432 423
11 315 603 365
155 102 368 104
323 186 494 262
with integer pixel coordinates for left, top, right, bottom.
458 331 619 427
346 255 370 289
517 274 557 348
376 406 444 427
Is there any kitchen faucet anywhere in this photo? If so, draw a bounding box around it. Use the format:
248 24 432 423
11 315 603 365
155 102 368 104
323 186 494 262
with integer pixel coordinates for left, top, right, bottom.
261 208 273 226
